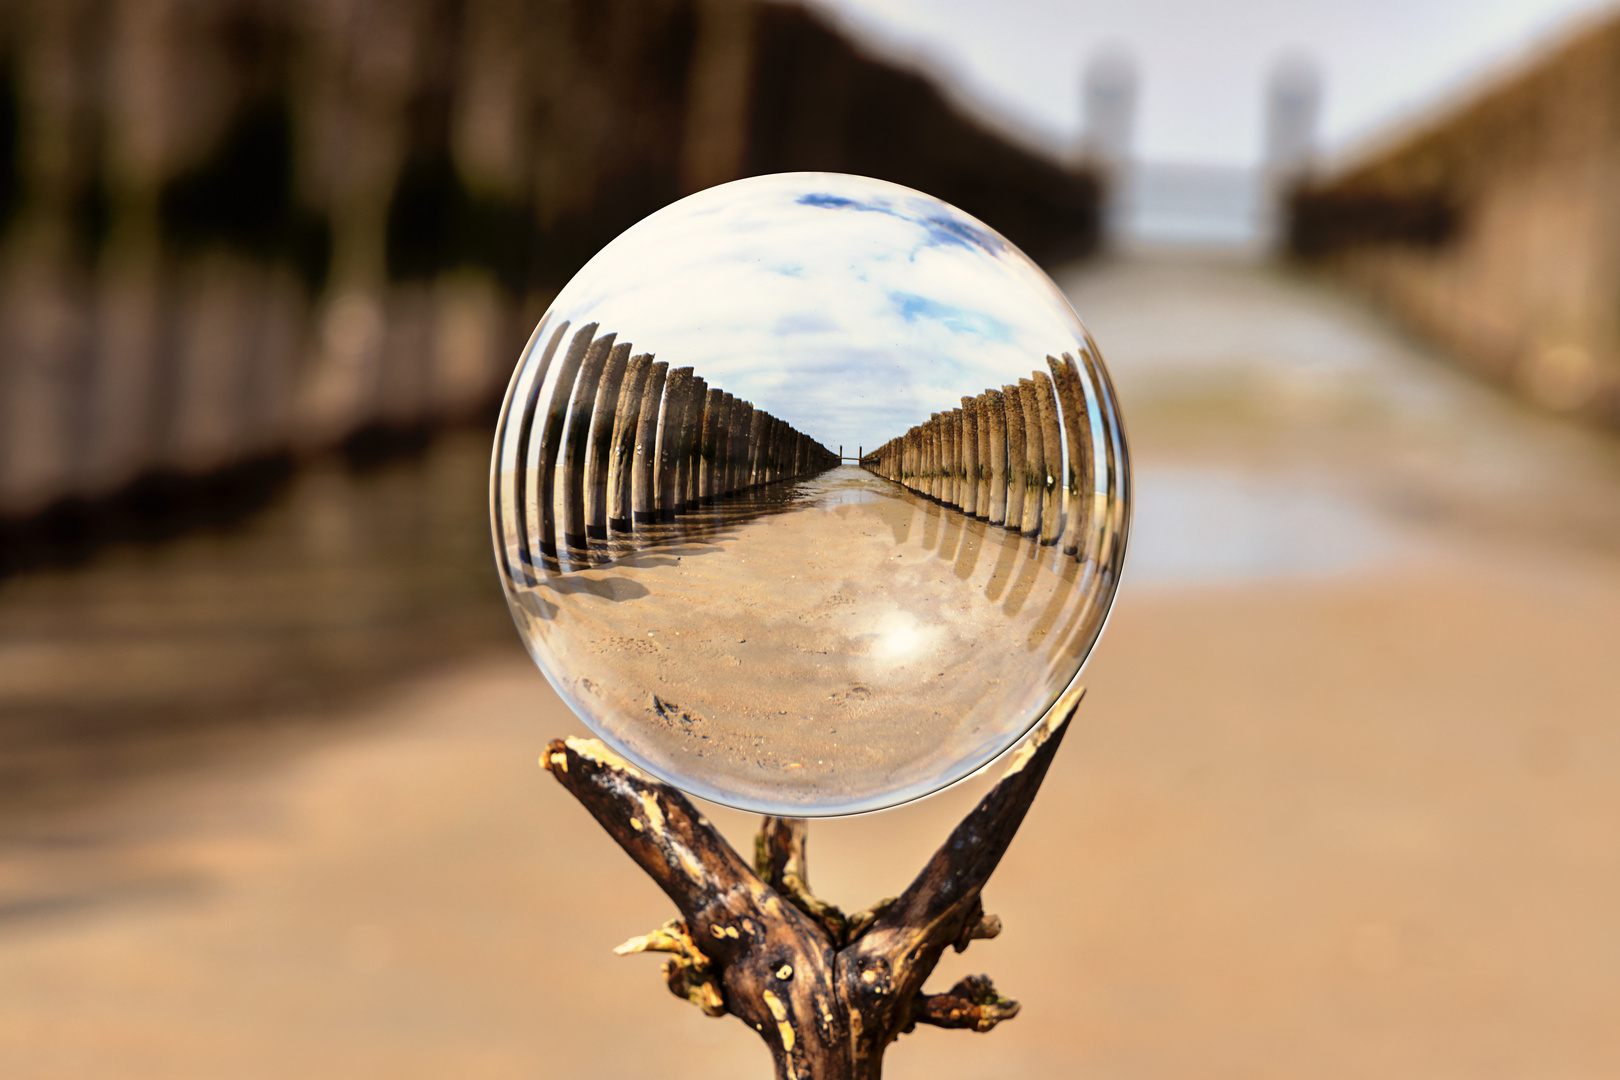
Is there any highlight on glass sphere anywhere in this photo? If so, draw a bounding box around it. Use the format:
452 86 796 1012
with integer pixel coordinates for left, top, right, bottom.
491 172 1129 816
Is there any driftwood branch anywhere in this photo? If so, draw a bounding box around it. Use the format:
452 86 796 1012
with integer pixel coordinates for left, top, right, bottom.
542 683 1084 1080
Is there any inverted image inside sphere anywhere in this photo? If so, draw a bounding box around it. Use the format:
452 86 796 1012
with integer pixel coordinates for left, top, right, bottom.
492 172 1130 816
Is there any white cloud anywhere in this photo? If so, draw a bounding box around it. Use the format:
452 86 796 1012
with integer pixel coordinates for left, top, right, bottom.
538 173 1094 453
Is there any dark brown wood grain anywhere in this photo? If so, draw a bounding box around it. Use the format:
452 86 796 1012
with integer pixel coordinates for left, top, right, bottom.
542 683 1084 1079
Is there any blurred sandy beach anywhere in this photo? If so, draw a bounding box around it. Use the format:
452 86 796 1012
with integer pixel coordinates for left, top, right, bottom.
3 250 1618 1078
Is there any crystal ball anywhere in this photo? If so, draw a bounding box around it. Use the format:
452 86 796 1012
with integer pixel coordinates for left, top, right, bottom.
492 173 1130 816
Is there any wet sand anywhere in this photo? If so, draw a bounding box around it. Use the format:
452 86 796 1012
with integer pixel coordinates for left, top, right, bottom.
3 251 1620 1078
515 467 1113 814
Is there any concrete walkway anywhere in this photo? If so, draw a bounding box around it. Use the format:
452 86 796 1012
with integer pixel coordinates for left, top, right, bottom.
3 251 1618 1079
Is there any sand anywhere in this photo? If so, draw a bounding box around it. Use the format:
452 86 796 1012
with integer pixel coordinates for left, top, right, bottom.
509 466 1118 814
5 251 1620 1078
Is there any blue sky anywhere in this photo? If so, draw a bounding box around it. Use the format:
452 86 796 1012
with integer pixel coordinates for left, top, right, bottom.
805 0 1616 166
538 173 1094 455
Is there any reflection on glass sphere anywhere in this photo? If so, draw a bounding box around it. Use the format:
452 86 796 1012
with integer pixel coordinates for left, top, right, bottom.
491 173 1129 816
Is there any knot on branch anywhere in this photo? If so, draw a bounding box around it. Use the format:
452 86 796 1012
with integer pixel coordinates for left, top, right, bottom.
953 898 1003 953
907 975 1021 1034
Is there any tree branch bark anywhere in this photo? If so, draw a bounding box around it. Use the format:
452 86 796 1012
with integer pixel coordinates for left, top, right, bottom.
542 683 1084 1079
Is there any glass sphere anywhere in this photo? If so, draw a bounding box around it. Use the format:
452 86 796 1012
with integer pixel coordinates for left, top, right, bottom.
492 173 1129 816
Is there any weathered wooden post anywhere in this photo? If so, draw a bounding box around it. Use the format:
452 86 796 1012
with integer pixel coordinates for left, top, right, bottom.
606 353 653 534
761 416 776 486
733 399 754 494
498 320 554 570
1000 384 1026 532
1030 370 1063 547
974 391 994 520
698 389 723 502
654 366 692 520
715 393 734 498
930 414 945 502
1015 379 1044 539
918 419 929 497
948 408 965 510
561 333 616 551
539 325 599 557
747 407 767 488
633 361 670 525
585 342 631 540
497 319 568 582
1047 354 1091 557
720 400 735 497
983 388 1008 526
1075 344 1123 571
959 397 980 519
676 375 707 513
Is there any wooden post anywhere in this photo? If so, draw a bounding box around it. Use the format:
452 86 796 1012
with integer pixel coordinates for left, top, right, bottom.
561 333 616 551
730 397 750 495
606 352 653 534
975 391 995 520
1075 343 1123 572
724 393 741 493
930 414 944 502
762 415 777 485
538 324 599 557
699 388 723 502
676 375 706 513
937 414 951 505
959 397 980 518
999 384 1026 533
1047 354 1091 557
748 408 767 488
983 388 1007 526
1015 379 1044 539
497 319 567 583
716 394 735 496
922 418 932 497
1030 370 1063 547
654 367 692 520
948 408 965 509
586 342 631 540
633 361 669 525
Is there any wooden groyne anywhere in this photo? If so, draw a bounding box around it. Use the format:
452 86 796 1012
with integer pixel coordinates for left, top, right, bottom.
1286 12 1620 426
861 350 1120 563
493 320 836 579
0 0 1099 577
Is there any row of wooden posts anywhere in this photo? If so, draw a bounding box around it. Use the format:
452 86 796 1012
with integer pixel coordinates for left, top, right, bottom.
502 320 838 564
860 351 1101 558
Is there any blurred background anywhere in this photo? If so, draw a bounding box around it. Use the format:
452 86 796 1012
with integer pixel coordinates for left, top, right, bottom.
2 0 1619 1077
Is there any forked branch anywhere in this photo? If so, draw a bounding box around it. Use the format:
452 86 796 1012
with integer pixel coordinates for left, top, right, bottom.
542 684 1084 1079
